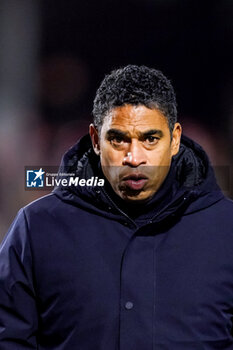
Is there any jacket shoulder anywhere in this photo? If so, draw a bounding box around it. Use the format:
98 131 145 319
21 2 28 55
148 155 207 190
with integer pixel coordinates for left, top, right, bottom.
218 197 233 211
202 197 233 227
23 193 67 216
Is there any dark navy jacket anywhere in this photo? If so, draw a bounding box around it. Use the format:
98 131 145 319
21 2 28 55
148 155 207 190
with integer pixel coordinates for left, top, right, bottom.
0 134 233 350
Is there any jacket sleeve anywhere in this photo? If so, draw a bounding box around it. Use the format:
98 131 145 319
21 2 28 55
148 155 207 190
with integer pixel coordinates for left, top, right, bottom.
0 209 38 349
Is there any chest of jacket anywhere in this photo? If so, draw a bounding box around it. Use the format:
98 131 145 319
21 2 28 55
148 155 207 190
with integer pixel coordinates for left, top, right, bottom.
29 201 233 349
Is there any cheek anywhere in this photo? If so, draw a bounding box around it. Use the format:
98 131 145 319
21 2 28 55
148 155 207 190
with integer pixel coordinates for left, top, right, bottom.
101 161 121 190
100 145 123 167
148 149 171 167
156 145 172 165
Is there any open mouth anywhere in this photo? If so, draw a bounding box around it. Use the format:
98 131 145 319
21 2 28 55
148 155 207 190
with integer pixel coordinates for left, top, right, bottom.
122 174 148 191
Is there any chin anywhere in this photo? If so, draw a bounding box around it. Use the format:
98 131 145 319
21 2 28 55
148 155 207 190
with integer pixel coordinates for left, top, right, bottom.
120 192 153 203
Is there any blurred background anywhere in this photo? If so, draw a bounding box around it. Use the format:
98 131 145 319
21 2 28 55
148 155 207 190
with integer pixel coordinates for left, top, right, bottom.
0 0 232 241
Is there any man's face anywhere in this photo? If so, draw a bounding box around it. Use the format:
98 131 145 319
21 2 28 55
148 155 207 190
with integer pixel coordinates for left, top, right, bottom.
90 104 181 202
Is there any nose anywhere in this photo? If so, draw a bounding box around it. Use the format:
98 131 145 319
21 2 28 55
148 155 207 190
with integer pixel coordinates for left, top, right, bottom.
122 140 146 167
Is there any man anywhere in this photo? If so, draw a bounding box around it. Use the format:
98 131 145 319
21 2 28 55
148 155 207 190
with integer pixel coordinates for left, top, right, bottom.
0 65 233 350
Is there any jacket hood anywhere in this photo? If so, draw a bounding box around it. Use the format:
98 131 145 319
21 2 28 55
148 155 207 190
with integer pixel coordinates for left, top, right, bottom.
53 134 224 221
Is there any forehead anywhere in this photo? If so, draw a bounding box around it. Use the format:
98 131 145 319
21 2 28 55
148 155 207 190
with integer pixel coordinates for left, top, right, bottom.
101 104 169 133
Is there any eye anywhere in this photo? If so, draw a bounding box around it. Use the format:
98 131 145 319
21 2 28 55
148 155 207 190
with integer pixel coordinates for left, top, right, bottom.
110 136 124 145
144 136 159 145
108 135 128 148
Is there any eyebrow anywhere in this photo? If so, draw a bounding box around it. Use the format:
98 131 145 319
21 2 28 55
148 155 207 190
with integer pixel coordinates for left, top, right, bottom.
106 128 164 138
139 129 164 138
106 129 129 138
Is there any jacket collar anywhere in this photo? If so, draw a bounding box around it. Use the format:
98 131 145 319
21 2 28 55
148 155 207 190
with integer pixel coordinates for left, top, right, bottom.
53 134 224 221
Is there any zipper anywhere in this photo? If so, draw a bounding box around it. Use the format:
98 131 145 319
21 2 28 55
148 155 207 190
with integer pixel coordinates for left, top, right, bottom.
101 187 138 229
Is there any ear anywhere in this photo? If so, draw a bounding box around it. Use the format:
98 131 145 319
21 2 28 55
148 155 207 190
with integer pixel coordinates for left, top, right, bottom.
171 123 182 156
89 124 100 156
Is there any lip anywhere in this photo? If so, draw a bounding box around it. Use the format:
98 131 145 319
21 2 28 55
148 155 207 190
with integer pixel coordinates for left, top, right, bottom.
122 173 148 181
122 173 148 190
